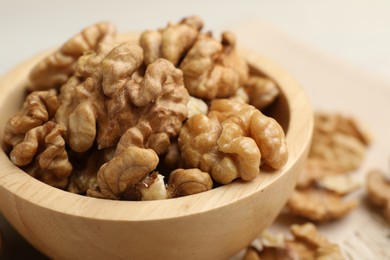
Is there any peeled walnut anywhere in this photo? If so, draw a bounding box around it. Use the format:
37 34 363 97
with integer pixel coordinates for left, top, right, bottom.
286 188 358 222
179 99 287 184
10 121 72 189
180 32 249 100
140 16 203 66
167 168 213 197
243 75 279 110
28 21 116 91
2 90 59 152
56 42 189 153
366 169 390 223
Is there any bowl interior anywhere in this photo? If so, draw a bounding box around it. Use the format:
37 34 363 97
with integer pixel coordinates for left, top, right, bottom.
0 34 312 222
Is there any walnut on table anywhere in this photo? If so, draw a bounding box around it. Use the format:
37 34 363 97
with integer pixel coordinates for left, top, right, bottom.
179 99 287 184
366 169 390 223
243 223 344 260
28 21 116 91
286 188 358 222
286 112 370 222
140 16 203 66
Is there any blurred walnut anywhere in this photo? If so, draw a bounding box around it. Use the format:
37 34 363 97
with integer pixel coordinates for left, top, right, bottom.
140 16 203 66
179 99 287 184
3 90 58 152
286 188 358 222
10 121 72 189
56 42 188 153
28 21 116 91
229 87 249 104
243 223 343 260
167 168 213 197
180 32 249 100
309 112 371 172
286 223 344 260
243 75 279 110
366 169 390 223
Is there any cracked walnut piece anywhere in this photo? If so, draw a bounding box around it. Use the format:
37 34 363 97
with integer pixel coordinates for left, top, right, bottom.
140 16 203 66
28 21 116 91
366 169 390 223
180 32 249 100
2 90 59 152
179 99 287 184
10 121 72 189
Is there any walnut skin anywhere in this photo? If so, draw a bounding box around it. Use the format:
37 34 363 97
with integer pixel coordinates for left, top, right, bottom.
179 99 287 184
28 21 116 91
140 16 203 66
10 121 72 189
167 168 213 198
180 32 249 100
3 90 59 152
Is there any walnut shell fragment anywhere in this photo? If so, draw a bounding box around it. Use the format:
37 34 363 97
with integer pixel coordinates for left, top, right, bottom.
10 121 72 189
28 21 116 91
286 188 358 222
180 32 249 100
179 99 287 184
366 169 390 223
2 90 59 152
140 16 203 66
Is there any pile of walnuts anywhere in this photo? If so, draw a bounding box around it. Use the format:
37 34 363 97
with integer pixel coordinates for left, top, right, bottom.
2 17 288 200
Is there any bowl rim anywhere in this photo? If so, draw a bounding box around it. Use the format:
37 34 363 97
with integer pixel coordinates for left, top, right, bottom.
0 33 313 222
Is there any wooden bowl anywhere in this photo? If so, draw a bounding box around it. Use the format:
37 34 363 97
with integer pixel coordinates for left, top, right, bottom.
0 34 313 260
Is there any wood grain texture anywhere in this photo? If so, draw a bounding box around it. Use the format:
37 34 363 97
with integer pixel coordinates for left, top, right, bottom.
0 33 313 260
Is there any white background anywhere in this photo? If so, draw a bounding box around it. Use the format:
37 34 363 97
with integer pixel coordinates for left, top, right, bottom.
0 0 389 78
